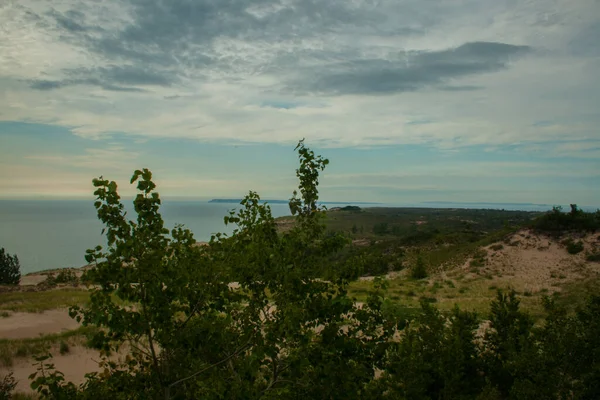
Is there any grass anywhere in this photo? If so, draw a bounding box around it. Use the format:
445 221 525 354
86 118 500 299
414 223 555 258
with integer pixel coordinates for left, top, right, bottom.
12 393 39 400
0 326 99 367
553 278 600 312
0 289 90 313
347 271 558 320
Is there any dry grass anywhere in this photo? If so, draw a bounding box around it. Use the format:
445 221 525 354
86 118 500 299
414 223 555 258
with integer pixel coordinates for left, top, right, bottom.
11 392 39 400
0 326 98 367
0 289 90 313
348 229 600 319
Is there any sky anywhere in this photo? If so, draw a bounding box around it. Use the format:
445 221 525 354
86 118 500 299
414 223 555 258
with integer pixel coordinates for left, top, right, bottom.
0 0 598 205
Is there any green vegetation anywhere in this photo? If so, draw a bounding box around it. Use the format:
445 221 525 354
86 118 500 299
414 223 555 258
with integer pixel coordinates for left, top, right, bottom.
8 142 599 399
531 204 600 236
375 291 600 400
410 254 428 279
11 393 38 400
339 205 361 212
318 207 537 276
36 269 80 289
0 248 21 285
58 341 70 355
0 289 90 313
0 326 98 367
565 239 585 254
1 372 17 400
587 253 600 262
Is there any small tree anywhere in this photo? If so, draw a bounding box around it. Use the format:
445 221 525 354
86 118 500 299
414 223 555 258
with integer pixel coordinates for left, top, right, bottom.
0 248 21 285
32 140 392 399
411 254 428 280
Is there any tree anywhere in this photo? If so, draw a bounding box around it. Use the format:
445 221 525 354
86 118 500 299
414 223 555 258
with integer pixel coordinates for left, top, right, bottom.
32 140 392 399
410 254 428 280
0 248 21 285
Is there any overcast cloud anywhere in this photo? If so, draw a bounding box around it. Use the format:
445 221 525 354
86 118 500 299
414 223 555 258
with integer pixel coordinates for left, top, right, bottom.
0 0 598 202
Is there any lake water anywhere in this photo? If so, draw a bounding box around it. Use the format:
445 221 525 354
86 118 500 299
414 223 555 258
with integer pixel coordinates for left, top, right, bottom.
0 200 294 274
0 200 590 274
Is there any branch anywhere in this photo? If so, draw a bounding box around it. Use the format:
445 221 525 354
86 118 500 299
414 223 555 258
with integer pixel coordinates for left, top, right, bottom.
167 339 252 391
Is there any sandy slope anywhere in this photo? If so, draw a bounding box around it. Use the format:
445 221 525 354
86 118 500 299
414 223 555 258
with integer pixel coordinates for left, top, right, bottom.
6 347 106 393
0 309 79 339
460 229 600 292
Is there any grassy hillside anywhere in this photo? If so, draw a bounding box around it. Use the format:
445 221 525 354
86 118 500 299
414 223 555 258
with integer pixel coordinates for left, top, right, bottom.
276 206 600 318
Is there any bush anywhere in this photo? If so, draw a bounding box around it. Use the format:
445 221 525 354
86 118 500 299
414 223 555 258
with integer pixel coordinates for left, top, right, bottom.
411 255 428 280
0 248 20 285
565 240 584 255
373 222 389 235
55 269 79 284
587 253 600 262
532 204 600 236
59 341 70 355
0 372 16 400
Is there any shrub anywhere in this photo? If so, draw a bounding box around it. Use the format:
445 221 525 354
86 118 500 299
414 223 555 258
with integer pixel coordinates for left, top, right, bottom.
0 248 20 285
55 269 78 284
411 255 428 280
59 341 70 355
373 222 389 235
419 295 437 303
532 204 600 236
566 240 584 255
0 372 16 400
587 253 600 262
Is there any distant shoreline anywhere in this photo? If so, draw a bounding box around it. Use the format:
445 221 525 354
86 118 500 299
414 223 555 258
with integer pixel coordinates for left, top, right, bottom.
208 199 381 205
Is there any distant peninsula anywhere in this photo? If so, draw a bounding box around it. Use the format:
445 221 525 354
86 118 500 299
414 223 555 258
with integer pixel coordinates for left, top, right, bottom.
209 199 380 205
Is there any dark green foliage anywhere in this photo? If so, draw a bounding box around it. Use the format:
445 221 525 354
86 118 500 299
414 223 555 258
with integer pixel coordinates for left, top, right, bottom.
398 229 437 245
0 248 20 286
568 241 584 254
26 143 600 399
32 141 393 400
418 296 437 303
532 205 600 236
372 290 600 400
339 241 404 277
1 372 17 400
587 253 600 262
373 222 389 235
41 269 79 288
411 255 428 279
59 341 70 355
374 303 481 399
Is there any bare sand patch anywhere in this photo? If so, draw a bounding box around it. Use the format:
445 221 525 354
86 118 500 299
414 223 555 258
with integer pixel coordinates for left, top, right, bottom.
460 230 600 293
19 275 47 286
4 346 105 393
0 309 79 339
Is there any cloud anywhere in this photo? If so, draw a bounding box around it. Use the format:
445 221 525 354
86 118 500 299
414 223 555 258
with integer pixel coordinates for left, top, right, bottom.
0 0 598 152
29 65 175 91
288 42 532 95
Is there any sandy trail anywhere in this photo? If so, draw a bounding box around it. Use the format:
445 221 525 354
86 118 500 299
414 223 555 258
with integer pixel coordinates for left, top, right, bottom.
0 309 79 339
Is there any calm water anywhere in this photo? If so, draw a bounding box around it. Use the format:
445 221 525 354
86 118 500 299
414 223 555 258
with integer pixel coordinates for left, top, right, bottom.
0 200 293 274
0 200 590 274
